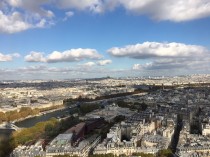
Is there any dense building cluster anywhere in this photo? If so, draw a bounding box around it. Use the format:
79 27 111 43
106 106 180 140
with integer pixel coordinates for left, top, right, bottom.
2 74 210 157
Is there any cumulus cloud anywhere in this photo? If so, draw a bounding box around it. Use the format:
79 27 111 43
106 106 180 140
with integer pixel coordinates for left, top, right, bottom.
25 49 102 63
128 42 210 71
56 0 210 22
113 0 210 22
107 41 210 73
56 0 210 21
0 52 20 61
1 0 210 33
97 60 112 66
7 0 54 18
24 51 46 62
47 49 102 63
0 0 54 33
0 11 32 33
108 42 208 59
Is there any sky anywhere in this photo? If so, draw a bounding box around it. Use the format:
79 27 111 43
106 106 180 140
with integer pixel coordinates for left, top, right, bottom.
0 0 210 80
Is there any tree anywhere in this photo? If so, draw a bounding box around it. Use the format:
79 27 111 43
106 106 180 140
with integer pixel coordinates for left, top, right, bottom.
0 112 7 123
45 123 56 137
79 103 99 114
0 137 15 157
114 115 125 123
132 152 154 157
52 155 78 157
12 118 59 145
157 149 173 157
90 153 115 157
19 107 33 118
6 110 20 121
53 155 75 157
31 108 40 115
134 102 148 111
12 117 79 146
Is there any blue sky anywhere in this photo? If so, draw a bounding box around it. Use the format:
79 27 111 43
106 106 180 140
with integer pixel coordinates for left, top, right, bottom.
1 0 210 80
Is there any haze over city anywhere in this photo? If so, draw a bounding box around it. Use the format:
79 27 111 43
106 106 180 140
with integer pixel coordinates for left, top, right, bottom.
1 0 210 80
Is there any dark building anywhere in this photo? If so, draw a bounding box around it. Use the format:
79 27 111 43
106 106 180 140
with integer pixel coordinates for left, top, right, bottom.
85 117 105 133
65 122 86 143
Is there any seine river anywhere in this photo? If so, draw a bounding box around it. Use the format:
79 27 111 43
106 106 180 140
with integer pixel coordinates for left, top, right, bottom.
0 107 74 138
15 107 72 128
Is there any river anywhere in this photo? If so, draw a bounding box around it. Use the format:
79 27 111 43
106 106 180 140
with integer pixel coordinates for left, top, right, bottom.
15 107 75 128
0 107 75 138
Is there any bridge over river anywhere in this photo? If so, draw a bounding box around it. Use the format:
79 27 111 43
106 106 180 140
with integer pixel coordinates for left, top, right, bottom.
0 122 20 131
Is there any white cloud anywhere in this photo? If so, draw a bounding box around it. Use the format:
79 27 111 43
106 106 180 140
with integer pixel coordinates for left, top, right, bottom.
24 51 46 62
0 10 53 33
7 0 54 18
57 0 103 13
81 62 96 67
47 49 102 63
63 11 74 21
115 0 210 22
0 53 12 62
18 65 47 72
132 54 210 72
80 60 112 67
36 19 47 28
97 59 112 66
132 64 142 70
0 0 54 33
0 11 32 33
109 41 210 73
132 59 185 71
0 52 20 61
25 48 102 63
50 0 210 22
108 42 208 59
66 11 74 17
1 0 210 33
56 0 210 22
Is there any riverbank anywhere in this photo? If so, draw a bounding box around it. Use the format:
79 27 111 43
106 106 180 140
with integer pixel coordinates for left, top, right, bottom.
12 105 66 124
14 106 74 128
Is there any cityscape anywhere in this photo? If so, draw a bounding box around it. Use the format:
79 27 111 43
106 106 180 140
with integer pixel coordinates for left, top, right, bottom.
1 0 210 157
0 75 210 157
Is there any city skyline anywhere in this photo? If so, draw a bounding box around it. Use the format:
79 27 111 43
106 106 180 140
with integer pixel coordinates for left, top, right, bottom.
1 0 210 80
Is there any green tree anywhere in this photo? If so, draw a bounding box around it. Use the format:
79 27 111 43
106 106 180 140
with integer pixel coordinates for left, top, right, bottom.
79 104 99 114
157 149 173 157
12 116 79 146
90 153 115 157
13 118 58 145
53 155 78 157
0 137 15 157
132 152 154 157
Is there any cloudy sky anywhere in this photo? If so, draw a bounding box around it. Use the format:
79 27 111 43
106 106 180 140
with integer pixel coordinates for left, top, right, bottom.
1 0 210 80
